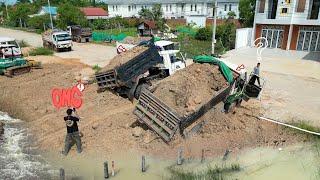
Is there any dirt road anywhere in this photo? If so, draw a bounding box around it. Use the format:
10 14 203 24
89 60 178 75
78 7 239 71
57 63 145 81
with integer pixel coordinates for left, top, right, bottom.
0 27 117 67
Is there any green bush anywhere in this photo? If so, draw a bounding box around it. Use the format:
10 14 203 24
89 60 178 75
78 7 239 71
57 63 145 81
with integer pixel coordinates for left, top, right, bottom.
92 64 101 73
29 47 53 56
216 22 237 50
195 27 212 41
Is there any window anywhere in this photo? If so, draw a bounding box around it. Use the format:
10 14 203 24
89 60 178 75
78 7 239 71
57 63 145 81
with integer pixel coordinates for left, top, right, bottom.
224 4 227 11
170 5 172 11
113 6 115 11
281 8 288 13
116 6 118 11
296 0 306 12
166 5 168 11
259 0 266 13
195 4 197 11
128 6 131 12
191 4 193 11
229 4 232 11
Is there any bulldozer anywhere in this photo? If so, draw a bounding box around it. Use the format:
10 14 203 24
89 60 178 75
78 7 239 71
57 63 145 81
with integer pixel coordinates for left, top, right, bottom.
0 44 32 77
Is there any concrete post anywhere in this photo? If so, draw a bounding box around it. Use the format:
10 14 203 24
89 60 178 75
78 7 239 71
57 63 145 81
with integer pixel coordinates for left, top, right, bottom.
142 155 146 172
59 168 65 180
104 161 109 179
286 24 293 50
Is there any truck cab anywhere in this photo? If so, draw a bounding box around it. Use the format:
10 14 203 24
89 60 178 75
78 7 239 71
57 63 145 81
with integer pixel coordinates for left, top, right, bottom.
0 37 22 58
52 32 72 50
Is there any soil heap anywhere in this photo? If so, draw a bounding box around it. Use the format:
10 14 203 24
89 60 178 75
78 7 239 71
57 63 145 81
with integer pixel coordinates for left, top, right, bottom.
153 63 228 116
101 46 148 71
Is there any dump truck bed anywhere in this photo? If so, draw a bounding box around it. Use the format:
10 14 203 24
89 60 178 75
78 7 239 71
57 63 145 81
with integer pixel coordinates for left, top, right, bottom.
95 45 162 91
133 82 234 142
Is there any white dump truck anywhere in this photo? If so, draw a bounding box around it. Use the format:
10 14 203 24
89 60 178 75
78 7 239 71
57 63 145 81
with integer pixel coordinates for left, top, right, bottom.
42 29 72 52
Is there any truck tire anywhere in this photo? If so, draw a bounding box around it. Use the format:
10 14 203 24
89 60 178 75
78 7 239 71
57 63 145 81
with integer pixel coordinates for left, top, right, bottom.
54 46 59 52
76 37 81 43
67 47 72 51
134 83 149 99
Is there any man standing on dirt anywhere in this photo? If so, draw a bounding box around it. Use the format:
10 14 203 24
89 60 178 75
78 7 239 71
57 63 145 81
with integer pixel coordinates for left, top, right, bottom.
250 63 261 86
62 108 82 155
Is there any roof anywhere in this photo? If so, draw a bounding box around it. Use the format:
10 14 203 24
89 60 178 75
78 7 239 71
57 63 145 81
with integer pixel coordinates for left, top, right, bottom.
140 20 156 29
105 0 239 4
80 7 108 16
155 40 173 47
41 6 57 15
0 37 15 43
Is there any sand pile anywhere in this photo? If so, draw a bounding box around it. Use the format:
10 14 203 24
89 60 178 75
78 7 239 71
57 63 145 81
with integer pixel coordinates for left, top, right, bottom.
153 63 228 116
101 46 148 71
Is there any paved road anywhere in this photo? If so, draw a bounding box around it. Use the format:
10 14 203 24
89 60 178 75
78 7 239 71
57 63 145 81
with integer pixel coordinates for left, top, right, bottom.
0 27 117 67
223 47 320 126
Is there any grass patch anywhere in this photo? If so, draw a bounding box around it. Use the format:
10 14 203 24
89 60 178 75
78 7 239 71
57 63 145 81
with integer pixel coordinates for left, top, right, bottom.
94 27 137 37
92 64 101 73
290 121 320 133
167 163 240 180
29 47 53 56
177 38 212 59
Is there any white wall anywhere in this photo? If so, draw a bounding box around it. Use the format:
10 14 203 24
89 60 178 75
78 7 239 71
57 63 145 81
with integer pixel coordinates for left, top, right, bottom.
186 16 206 27
235 28 253 49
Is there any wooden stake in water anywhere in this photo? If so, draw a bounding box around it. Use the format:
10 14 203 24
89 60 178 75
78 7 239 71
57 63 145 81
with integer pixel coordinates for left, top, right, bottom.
59 168 65 180
177 148 183 165
111 161 115 176
104 161 109 179
201 149 205 163
142 155 146 172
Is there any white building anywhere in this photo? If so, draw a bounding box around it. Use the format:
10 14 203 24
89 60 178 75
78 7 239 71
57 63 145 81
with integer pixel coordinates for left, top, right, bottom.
253 0 320 51
105 0 240 21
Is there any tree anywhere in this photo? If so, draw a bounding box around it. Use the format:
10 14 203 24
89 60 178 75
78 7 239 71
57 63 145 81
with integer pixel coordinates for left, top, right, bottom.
28 14 50 30
195 27 212 41
227 11 236 19
138 4 165 30
8 3 37 27
56 2 88 29
239 0 256 27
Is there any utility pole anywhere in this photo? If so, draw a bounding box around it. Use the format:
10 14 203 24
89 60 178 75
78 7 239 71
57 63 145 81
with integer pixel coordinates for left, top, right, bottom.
211 0 217 55
4 0 9 19
47 0 54 29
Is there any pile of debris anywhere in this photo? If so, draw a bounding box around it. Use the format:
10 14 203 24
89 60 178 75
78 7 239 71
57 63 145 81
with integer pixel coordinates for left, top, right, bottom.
101 46 148 71
153 63 228 116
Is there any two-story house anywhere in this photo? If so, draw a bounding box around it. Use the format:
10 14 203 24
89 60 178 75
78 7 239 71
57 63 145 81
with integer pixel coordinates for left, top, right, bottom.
105 0 240 22
253 0 320 52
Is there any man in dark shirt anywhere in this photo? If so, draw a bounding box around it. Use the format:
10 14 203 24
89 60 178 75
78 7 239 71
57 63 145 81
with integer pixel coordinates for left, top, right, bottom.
62 108 82 155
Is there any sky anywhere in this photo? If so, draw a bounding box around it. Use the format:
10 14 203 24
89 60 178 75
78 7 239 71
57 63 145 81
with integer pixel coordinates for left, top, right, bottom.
2 0 17 5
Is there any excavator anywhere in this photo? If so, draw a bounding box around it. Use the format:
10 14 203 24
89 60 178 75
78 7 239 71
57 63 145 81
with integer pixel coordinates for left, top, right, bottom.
0 44 35 77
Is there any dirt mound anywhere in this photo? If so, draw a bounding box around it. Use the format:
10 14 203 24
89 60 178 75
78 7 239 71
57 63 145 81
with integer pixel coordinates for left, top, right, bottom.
121 36 151 44
153 63 228 116
101 46 148 71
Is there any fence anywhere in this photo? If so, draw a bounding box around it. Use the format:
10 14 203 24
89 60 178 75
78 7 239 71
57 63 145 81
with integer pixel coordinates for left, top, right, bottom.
92 32 127 42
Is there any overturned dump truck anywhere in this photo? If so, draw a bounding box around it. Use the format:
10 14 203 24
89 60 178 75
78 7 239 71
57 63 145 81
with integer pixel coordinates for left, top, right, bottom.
95 44 186 100
95 45 164 100
134 56 263 142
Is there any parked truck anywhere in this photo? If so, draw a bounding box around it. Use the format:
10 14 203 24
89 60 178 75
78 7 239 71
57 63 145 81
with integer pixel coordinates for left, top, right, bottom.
95 43 187 100
133 57 264 142
67 25 92 43
42 29 72 52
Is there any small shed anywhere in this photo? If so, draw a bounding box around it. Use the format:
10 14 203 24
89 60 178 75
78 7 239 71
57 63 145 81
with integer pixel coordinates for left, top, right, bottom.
137 20 157 36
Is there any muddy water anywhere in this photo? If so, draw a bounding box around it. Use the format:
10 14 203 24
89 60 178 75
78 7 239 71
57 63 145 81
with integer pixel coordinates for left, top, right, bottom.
0 110 319 179
0 112 57 179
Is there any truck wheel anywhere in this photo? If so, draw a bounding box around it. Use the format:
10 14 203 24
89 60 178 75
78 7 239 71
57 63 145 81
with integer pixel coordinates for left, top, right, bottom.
77 37 81 43
134 83 149 99
67 47 72 51
54 46 59 52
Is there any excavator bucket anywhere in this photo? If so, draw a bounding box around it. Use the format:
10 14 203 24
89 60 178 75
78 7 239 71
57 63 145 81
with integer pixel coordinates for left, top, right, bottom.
134 88 181 142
